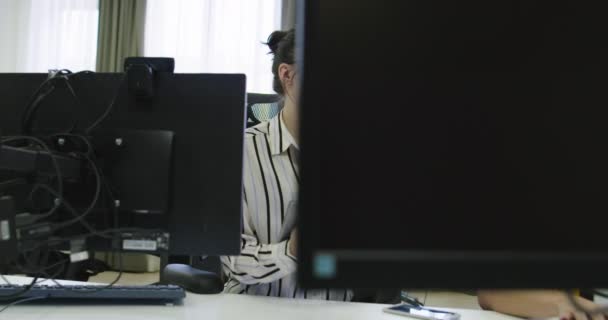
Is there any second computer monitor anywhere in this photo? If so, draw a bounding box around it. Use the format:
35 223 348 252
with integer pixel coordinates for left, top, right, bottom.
0 72 246 257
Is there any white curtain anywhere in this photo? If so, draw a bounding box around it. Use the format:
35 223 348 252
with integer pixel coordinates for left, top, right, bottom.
0 0 99 73
144 0 282 93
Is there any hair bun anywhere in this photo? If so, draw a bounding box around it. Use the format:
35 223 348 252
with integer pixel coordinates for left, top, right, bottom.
266 30 289 54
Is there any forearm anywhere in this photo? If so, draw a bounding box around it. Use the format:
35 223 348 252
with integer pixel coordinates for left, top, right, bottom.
478 290 566 318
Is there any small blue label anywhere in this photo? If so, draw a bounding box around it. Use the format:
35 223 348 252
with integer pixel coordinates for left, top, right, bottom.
314 254 337 279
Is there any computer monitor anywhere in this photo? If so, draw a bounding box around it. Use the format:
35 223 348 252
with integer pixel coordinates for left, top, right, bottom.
298 1 608 289
0 71 245 266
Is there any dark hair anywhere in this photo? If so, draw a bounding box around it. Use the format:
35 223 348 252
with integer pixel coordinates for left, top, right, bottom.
266 29 295 95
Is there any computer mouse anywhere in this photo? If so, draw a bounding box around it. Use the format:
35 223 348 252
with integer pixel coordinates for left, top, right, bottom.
162 263 224 294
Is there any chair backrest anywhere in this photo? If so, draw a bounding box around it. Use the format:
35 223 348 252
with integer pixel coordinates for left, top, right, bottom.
247 93 282 127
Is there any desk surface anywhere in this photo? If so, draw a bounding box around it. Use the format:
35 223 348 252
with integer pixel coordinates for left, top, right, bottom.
0 276 519 320
0 293 520 320
89 271 483 310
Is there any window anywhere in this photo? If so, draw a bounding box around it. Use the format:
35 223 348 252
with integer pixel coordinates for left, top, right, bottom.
0 0 99 73
144 0 282 93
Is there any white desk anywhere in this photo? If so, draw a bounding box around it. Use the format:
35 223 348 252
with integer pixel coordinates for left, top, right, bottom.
0 276 519 320
89 272 484 310
0 294 521 320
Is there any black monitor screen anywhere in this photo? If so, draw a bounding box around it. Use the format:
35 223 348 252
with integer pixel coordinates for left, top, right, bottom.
298 0 608 289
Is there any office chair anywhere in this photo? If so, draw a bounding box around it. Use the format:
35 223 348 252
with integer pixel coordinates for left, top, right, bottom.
247 93 282 127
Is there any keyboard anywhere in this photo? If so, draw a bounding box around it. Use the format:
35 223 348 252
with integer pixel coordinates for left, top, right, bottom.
0 284 186 303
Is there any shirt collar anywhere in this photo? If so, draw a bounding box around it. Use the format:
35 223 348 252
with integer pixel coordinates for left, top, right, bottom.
269 111 299 156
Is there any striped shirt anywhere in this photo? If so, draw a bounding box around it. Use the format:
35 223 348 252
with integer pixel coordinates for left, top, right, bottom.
221 111 353 301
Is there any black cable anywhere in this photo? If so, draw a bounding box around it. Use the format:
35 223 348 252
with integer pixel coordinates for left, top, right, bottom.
24 133 96 226
16 146 101 231
15 245 71 285
26 183 100 235
15 153 111 291
0 295 48 314
38 136 119 240
16 152 123 294
0 276 38 301
66 212 125 294
593 290 608 299
45 70 92 133
25 184 62 222
21 70 93 135
110 182 119 234
85 73 127 134
3 114 156 299
17 246 47 276
0 275 13 288
49 133 94 156
3 239 122 299
4 133 153 297
11 219 155 297
5 128 123 237
46 251 123 295
5 133 121 292
33 225 124 294
51 153 101 231
27 257 69 279
1 136 64 218
21 79 58 134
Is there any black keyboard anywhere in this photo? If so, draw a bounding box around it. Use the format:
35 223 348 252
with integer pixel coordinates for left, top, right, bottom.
0 284 186 303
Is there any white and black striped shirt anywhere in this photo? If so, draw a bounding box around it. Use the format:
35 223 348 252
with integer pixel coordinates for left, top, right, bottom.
221 112 353 301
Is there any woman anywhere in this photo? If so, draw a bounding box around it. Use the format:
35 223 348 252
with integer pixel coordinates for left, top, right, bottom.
221 29 352 301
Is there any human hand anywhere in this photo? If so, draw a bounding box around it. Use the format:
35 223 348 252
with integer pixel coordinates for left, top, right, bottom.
556 296 607 320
